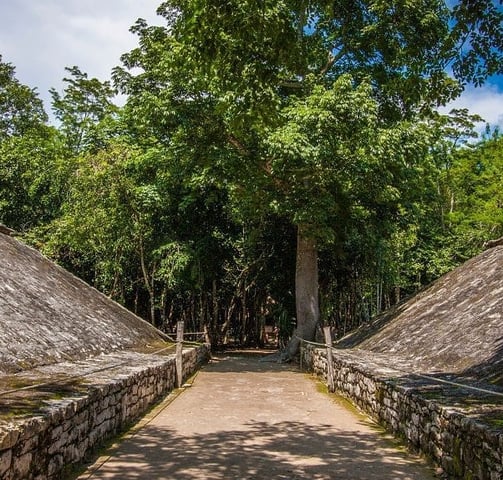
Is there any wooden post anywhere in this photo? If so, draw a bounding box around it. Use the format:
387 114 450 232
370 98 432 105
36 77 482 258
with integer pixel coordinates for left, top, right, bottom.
300 339 303 371
323 326 334 392
176 321 184 388
204 324 211 346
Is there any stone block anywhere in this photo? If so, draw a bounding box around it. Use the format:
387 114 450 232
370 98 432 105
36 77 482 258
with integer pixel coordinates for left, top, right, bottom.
50 425 63 442
64 400 78 419
77 438 89 458
20 417 46 441
48 454 64 477
95 407 113 426
74 409 89 426
12 451 32 479
48 430 69 455
45 406 64 425
441 431 454 450
19 434 38 455
0 427 20 451
74 395 90 412
0 449 12 476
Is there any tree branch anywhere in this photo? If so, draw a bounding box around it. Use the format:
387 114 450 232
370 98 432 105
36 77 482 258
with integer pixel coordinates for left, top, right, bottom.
227 134 250 156
319 50 345 77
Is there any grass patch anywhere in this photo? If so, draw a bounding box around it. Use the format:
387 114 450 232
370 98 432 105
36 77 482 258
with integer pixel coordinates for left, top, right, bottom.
309 373 422 459
130 340 176 355
0 376 89 421
309 373 373 423
487 418 503 429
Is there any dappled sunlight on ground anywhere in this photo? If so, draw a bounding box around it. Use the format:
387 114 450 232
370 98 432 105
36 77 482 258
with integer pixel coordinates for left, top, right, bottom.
79 353 434 480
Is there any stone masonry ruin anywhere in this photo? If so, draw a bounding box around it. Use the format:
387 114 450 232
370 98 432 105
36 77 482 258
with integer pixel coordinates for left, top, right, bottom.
0 230 209 479
303 245 503 479
2 225 502 479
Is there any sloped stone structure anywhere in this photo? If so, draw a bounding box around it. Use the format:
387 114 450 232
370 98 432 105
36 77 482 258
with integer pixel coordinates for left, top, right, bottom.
0 231 164 373
302 245 503 479
337 244 503 385
0 347 208 480
0 231 209 479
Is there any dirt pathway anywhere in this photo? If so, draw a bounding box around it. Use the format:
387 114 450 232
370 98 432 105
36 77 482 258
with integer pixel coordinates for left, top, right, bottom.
77 352 435 479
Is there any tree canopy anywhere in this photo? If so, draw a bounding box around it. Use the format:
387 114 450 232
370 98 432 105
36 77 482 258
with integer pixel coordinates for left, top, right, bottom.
0 55 47 139
0 1 502 351
111 0 502 353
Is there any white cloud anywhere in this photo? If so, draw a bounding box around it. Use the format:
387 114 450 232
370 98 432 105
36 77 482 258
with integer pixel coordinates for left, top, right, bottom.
441 83 503 133
0 0 161 115
2 1 503 134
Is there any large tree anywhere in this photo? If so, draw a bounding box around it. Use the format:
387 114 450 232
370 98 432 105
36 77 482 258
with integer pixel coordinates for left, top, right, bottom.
0 55 47 140
0 56 69 232
114 0 502 355
50 66 118 154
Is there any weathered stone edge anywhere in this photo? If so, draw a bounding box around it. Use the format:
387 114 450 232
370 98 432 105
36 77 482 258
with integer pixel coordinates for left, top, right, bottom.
302 345 503 480
0 345 210 480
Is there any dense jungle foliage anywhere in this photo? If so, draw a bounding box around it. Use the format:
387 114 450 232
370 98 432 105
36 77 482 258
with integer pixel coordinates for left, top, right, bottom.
1 0 502 349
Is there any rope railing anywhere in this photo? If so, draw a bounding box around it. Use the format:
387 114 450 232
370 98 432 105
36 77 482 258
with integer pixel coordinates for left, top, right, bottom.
297 337 503 399
0 333 208 398
0 326 211 397
0 344 177 398
182 331 207 344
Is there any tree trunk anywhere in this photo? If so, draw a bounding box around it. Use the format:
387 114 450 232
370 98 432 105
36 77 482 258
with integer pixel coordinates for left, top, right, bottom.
212 279 218 345
137 235 156 325
286 224 320 358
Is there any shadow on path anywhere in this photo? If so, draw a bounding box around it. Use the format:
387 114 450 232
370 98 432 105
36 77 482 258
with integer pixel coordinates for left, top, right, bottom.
81 352 434 480
92 421 430 480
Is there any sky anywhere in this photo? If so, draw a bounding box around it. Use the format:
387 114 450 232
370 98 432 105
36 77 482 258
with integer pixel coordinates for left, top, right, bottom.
0 0 502 132
0 0 161 118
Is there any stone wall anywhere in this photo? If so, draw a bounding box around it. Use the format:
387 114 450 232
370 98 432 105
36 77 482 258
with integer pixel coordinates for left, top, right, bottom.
302 344 503 480
0 345 209 480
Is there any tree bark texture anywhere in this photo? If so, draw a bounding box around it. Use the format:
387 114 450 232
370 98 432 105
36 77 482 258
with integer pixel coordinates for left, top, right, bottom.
287 224 320 358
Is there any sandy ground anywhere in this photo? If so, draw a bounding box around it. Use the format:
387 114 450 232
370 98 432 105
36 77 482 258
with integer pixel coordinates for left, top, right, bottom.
76 351 436 480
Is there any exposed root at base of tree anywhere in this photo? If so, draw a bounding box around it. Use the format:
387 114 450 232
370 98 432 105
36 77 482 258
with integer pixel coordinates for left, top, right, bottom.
259 349 294 363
